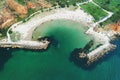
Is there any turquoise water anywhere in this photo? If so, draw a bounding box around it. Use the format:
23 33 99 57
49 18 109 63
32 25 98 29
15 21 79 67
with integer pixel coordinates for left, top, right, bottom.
0 20 120 80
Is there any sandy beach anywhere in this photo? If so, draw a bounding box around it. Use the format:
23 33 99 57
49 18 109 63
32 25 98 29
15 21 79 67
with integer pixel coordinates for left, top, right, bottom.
10 8 94 40
6 5 115 62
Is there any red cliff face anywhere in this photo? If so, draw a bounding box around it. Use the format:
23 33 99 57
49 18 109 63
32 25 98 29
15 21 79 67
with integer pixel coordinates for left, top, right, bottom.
109 21 120 32
7 0 52 15
0 9 16 29
34 0 52 8
7 0 28 15
27 1 36 9
0 0 52 29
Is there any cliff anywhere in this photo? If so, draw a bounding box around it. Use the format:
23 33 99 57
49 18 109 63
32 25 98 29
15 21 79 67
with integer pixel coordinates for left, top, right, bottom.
7 0 28 15
0 8 16 29
109 21 120 32
34 0 52 8
0 0 52 36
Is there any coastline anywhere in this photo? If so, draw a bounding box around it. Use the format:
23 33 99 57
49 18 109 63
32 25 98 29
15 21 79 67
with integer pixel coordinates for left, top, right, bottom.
0 6 117 64
11 7 94 40
78 27 116 65
0 7 94 50
0 0 120 80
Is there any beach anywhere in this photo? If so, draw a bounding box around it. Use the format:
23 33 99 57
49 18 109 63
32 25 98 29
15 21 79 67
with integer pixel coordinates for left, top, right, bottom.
10 8 94 40
0 2 118 80
0 19 93 80
1 6 115 64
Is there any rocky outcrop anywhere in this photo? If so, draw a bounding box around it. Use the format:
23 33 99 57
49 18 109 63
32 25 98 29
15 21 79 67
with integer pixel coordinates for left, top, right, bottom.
109 20 120 32
78 44 116 65
27 1 36 9
7 0 28 15
0 8 16 29
34 0 52 8
87 44 116 65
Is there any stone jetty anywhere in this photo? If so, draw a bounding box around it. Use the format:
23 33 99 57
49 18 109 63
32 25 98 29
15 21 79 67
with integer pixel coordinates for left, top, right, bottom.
78 27 116 65
0 40 50 50
79 43 116 65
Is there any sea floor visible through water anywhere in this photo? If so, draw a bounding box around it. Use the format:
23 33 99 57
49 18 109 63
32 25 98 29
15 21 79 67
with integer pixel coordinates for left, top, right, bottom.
0 20 120 80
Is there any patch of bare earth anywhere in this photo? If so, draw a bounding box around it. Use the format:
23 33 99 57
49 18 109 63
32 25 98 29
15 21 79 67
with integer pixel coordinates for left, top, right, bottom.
0 8 16 29
7 0 28 15
34 0 52 8
0 0 52 35
109 21 120 32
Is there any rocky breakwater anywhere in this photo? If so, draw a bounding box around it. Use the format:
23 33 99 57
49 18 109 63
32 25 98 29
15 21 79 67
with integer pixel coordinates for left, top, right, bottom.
0 40 50 50
78 27 116 65
79 43 116 65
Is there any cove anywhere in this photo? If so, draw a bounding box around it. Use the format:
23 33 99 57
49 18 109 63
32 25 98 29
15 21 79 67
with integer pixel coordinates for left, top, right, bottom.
0 20 119 80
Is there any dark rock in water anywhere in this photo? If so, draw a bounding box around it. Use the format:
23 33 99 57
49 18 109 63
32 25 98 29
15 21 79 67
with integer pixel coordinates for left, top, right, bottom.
69 48 89 70
69 39 116 70
37 36 50 41
38 36 59 47
69 40 94 68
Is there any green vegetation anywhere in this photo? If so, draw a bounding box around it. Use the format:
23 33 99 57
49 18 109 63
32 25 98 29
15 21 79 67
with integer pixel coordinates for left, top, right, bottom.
24 8 37 21
46 0 87 7
80 2 108 21
16 16 23 22
9 29 13 34
27 8 36 16
16 8 36 22
93 0 120 25
0 27 9 39
15 0 26 5
0 27 9 37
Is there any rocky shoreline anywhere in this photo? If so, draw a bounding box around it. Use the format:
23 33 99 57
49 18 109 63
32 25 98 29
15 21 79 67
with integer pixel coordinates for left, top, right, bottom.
78 37 118 66
87 44 116 65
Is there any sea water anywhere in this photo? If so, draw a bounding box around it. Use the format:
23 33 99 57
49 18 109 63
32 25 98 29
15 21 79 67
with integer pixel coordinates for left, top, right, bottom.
0 20 119 80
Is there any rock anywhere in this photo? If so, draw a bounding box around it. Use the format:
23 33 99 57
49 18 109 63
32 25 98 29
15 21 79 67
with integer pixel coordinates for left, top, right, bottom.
79 52 87 58
109 20 120 32
27 1 36 9
0 8 16 29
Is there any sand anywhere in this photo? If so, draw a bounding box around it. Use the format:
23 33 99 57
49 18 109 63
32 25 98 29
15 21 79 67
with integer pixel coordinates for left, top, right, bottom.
10 8 94 40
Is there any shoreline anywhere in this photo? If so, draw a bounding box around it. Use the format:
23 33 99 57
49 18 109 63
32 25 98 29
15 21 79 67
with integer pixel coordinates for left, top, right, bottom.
11 8 94 40
0 6 117 65
79 27 116 65
0 7 94 50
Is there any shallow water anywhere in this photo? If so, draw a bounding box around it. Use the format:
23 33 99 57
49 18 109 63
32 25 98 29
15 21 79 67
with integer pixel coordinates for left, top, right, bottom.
0 20 119 80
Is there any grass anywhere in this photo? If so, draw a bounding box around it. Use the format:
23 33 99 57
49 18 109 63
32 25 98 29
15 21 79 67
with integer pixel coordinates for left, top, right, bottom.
16 8 36 22
0 27 9 40
27 8 36 16
80 2 108 21
46 0 87 7
15 0 26 5
93 0 120 25
0 27 9 37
